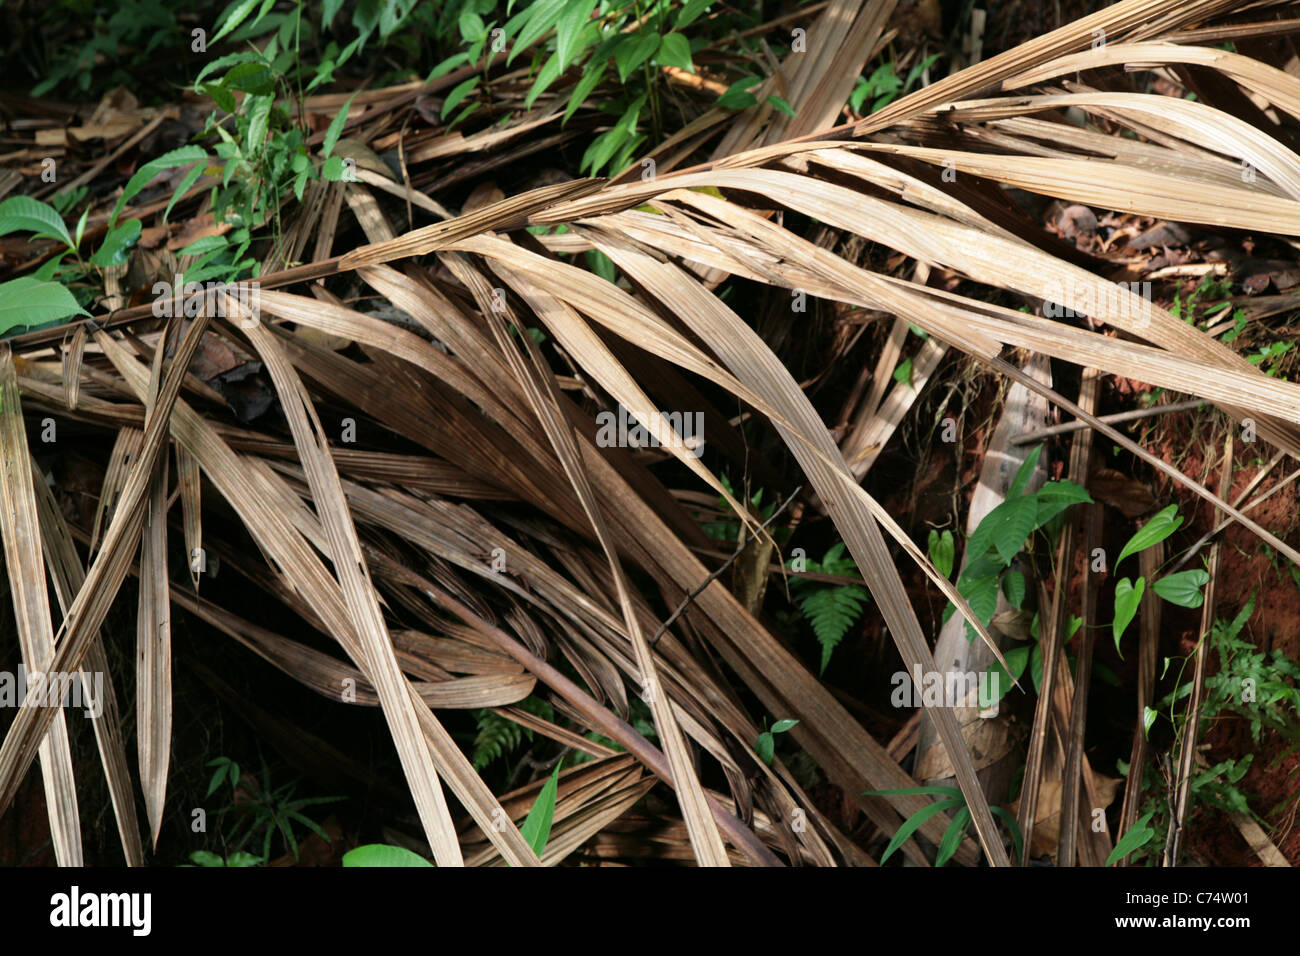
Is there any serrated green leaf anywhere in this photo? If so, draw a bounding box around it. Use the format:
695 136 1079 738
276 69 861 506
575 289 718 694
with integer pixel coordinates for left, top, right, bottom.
509 0 568 65
0 195 74 250
211 0 264 45
0 277 88 334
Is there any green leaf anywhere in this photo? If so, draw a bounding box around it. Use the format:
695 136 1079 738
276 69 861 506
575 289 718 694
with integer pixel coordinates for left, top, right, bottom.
0 278 88 334
676 0 713 29
342 844 433 867
1030 480 1092 526
614 31 660 82
766 95 796 116
0 196 75 250
1112 576 1145 658
893 356 913 385
937 807 971 866
519 765 561 859
928 529 954 579
717 76 761 109
1142 705 1158 739
878 798 963 864
968 496 1037 565
656 33 693 71
1151 569 1210 608
1008 444 1043 499
990 805 1024 861
1002 569 1026 609
984 645 1028 707
323 0 346 29
322 93 357 159
1106 810 1156 866
223 61 275 95
164 159 207 224
509 0 568 65
755 731 775 765
112 146 208 227
555 0 598 72
525 53 564 109
771 718 799 734
321 155 346 181
1115 504 1182 569
212 0 265 45
89 219 141 268
864 785 963 798
442 77 480 118
563 62 606 123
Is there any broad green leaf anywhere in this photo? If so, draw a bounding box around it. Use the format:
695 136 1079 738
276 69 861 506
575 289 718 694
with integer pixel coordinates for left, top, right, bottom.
1112 576 1145 657
1106 811 1156 866
321 155 346 181
614 31 660 82
0 277 88 334
1002 569 1026 609
519 765 561 858
1116 504 1182 569
323 0 346 29
1151 569 1210 608
755 731 774 765
0 196 74 250
656 33 693 71
223 61 275 95
1142 705 1158 739
89 219 141 268
323 93 357 159
112 146 208 226
771 718 799 734
968 496 1037 565
342 844 433 867
717 76 761 109
927 529 954 579
1031 480 1092 526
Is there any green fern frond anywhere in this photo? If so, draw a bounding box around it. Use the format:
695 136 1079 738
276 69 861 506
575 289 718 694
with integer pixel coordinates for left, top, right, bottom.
471 710 526 770
798 584 870 674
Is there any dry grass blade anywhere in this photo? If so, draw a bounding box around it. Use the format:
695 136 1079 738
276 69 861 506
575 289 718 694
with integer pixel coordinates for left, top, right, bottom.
30 464 144 866
0 347 82 866
0 315 207 825
237 315 466 866
136 331 173 849
448 252 730 865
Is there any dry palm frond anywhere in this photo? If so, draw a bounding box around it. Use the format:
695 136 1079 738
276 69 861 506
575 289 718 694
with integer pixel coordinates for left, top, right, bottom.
4 0 1300 867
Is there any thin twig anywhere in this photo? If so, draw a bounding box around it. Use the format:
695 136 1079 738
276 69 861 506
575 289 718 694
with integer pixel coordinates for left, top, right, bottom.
650 485 802 647
1009 399 1203 445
